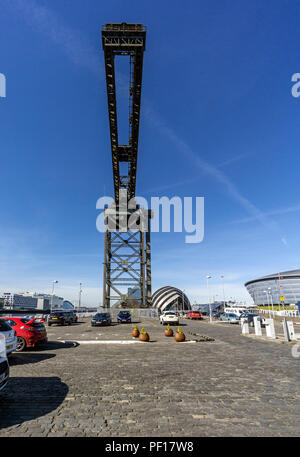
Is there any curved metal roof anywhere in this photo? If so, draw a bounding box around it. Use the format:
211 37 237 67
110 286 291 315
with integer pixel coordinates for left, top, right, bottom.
245 269 300 287
152 286 191 312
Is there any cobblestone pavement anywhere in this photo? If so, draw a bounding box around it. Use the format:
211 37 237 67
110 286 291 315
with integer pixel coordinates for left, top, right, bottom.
0 317 299 437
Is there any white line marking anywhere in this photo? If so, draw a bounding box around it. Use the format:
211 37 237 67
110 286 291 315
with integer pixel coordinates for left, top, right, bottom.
61 340 142 344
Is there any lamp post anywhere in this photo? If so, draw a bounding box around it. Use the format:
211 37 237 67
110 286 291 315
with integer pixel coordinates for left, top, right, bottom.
206 275 212 323
182 289 185 313
264 290 271 318
78 283 82 310
51 280 58 312
221 275 226 310
268 287 274 317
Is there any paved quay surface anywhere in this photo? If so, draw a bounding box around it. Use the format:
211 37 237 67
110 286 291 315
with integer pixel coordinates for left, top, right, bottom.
0 316 299 437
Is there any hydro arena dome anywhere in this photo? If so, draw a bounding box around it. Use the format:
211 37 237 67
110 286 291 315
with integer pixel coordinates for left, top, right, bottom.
245 270 300 305
152 286 191 313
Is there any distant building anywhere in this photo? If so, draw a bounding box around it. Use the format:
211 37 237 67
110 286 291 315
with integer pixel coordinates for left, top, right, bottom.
62 300 75 309
2 292 73 311
245 270 300 305
196 302 225 314
152 286 191 312
31 293 64 308
3 293 38 310
127 287 142 307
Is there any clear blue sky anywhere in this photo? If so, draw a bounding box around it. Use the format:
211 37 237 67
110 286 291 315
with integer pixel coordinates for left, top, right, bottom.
1 0 300 305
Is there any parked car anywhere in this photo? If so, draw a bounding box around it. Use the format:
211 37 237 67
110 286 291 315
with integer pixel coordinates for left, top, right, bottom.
186 311 202 320
91 312 112 326
68 311 78 324
117 310 132 324
179 311 189 318
0 334 9 392
220 313 240 324
160 312 179 325
212 311 222 319
0 319 17 355
48 311 73 326
240 313 264 327
1 317 48 352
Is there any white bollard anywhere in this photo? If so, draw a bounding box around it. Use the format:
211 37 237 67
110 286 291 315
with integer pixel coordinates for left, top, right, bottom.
265 318 276 339
254 316 262 336
287 321 297 341
241 317 249 334
283 319 290 342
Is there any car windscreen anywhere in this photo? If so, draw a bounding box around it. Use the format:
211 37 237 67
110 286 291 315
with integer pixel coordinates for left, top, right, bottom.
95 313 107 318
119 312 130 316
0 319 12 331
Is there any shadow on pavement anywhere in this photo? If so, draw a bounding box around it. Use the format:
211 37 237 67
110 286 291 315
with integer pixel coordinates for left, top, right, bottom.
42 341 80 350
0 376 68 429
8 353 56 366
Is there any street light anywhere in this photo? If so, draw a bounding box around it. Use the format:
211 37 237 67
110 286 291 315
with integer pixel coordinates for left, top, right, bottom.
206 275 212 323
182 289 185 313
51 280 58 312
78 282 82 310
220 275 226 309
264 290 271 318
268 287 274 317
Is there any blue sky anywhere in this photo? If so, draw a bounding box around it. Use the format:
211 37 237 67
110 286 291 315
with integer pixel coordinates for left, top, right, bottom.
1 0 300 305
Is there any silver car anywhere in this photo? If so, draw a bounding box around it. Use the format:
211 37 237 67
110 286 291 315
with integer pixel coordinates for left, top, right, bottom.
0 319 17 355
0 334 9 391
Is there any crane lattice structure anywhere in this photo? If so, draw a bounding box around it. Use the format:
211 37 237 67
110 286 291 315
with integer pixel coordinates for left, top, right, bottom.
101 23 151 308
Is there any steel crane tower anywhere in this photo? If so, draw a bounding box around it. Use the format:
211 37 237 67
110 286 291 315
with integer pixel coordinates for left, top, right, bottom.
101 23 151 308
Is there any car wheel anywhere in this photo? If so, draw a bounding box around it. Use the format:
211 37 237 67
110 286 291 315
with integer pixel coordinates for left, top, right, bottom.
16 337 26 352
48 323 52 326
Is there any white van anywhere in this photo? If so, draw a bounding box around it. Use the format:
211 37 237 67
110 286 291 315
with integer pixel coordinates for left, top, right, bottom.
224 306 258 316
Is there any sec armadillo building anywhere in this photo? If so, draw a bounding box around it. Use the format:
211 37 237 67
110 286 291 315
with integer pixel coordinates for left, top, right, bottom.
152 287 191 312
245 269 300 305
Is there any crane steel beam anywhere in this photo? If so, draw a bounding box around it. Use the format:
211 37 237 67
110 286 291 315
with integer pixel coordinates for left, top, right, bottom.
101 23 151 309
102 23 146 204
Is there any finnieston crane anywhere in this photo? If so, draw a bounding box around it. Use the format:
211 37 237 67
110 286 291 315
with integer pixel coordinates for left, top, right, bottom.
101 23 151 309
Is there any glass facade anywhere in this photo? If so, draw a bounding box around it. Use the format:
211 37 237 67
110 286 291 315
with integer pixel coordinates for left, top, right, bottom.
245 270 300 305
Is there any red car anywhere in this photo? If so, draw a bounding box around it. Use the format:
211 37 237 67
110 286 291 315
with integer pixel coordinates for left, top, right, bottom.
1 317 48 351
186 311 202 320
